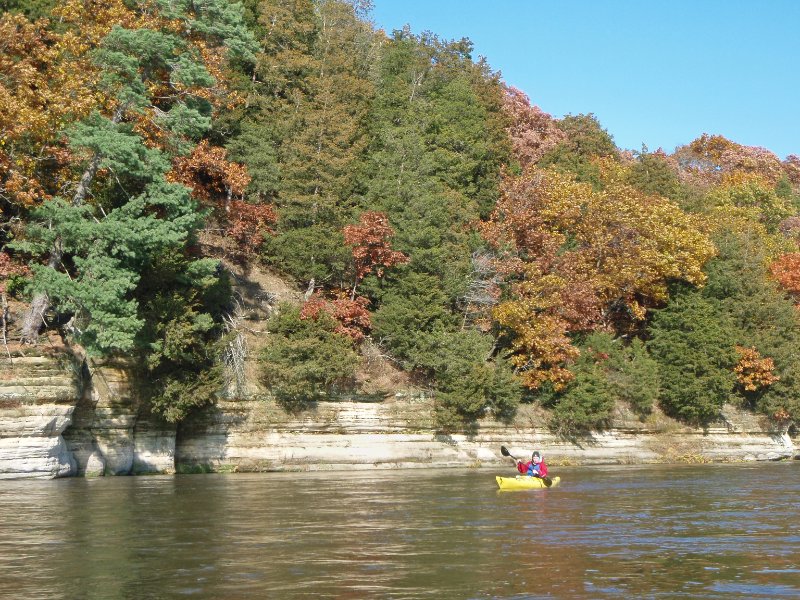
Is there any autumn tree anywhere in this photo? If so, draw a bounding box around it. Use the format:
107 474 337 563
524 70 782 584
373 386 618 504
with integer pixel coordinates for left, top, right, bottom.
342 210 407 299
501 86 566 171
300 292 371 342
674 134 791 188
481 167 714 390
734 346 779 394
770 252 800 298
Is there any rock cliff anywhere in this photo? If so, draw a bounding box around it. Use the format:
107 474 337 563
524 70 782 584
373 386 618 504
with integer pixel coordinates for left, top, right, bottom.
1 344 794 479
0 350 78 479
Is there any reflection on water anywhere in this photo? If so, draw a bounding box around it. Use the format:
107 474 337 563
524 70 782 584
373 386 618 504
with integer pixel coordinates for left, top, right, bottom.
0 463 798 599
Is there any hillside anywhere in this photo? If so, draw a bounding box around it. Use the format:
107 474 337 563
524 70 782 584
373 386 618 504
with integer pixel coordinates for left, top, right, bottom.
1 0 799 443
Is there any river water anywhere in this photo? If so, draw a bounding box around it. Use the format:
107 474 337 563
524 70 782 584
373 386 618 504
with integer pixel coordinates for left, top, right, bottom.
1 462 798 599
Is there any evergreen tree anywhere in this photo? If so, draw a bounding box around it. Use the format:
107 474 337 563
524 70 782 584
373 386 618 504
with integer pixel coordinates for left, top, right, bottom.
703 228 800 422
647 288 737 424
229 0 376 286
260 304 359 411
539 113 618 189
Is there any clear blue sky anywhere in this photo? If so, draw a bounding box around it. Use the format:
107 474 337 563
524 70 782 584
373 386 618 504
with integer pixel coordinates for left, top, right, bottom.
371 0 800 159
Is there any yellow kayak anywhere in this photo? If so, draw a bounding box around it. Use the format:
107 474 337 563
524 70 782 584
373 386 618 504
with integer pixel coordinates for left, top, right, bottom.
496 475 560 490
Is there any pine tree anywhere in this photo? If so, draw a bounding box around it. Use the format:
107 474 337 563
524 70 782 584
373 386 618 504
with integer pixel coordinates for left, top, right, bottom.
17 0 257 352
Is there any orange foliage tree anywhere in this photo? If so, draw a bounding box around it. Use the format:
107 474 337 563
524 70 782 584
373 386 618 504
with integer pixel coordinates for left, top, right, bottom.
481 167 715 390
675 133 789 186
734 345 779 392
769 253 800 298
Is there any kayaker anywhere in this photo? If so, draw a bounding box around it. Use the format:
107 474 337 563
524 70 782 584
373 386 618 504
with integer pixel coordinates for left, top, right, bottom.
514 450 548 478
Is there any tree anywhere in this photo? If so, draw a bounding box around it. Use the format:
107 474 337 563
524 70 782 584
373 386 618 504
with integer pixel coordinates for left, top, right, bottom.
704 228 800 423
236 0 376 287
674 134 787 186
15 0 257 352
501 86 566 170
579 331 660 417
647 289 737 424
546 359 614 435
300 292 371 342
481 167 714 390
625 147 683 201
371 272 456 369
342 210 407 299
702 172 793 233
539 113 619 188
260 304 359 411
136 252 231 422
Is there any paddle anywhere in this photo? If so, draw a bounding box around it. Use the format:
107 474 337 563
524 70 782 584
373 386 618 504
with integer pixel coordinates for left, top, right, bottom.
500 445 553 487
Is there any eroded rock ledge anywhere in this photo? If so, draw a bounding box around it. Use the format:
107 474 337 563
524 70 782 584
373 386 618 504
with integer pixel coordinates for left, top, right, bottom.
0 349 796 479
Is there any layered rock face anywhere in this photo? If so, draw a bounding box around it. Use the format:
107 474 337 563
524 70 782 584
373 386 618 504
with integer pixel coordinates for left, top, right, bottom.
1 350 176 479
0 351 79 479
175 398 796 473
1 351 796 479
63 357 176 476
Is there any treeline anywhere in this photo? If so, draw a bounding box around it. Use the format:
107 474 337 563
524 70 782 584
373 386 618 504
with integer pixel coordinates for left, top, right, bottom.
2 0 799 434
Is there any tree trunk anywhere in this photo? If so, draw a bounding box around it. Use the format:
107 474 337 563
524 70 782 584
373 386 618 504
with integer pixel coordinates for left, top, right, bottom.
19 240 62 343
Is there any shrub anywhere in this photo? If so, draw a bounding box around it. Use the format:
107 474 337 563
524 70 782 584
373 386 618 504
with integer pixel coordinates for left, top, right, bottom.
260 304 359 411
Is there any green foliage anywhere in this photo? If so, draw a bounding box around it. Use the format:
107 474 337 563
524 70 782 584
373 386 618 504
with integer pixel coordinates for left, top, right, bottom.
647 288 737 424
626 149 682 200
68 113 171 184
154 0 258 63
363 28 507 255
609 338 661 416
262 224 349 287
435 358 521 431
370 272 456 369
19 173 204 354
539 113 618 189
230 0 374 285
136 255 231 423
0 0 56 19
260 304 359 411
578 331 660 417
396 327 520 430
705 178 793 233
546 358 615 436
703 229 800 422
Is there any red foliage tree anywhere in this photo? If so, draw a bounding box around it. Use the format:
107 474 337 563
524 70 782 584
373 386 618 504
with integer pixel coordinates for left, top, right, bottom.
300 292 371 343
170 141 278 257
0 251 29 295
226 201 277 257
342 211 408 298
502 86 566 169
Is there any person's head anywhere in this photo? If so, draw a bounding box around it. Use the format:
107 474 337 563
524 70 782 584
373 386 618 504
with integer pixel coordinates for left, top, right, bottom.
532 450 541 464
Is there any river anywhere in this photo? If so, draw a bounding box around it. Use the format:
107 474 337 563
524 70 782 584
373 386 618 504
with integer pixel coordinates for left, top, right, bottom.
1 462 798 599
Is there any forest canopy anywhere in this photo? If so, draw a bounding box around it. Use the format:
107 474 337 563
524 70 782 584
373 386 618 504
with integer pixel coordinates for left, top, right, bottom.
2 0 799 433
